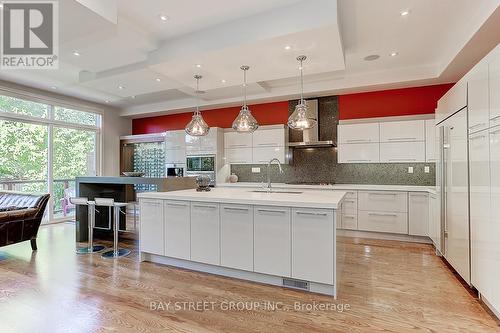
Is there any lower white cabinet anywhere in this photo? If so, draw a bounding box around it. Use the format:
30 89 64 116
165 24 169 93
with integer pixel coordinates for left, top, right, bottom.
408 192 429 236
220 204 254 271
341 214 358 230
380 142 425 163
225 147 252 164
252 146 286 164
190 202 220 265
341 191 358 230
428 193 440 250
139 199 164 255
358 211 408 234
337 143 379 163
292 208 334 284
254 206 291 277
164 201 190 260
358 191 407 212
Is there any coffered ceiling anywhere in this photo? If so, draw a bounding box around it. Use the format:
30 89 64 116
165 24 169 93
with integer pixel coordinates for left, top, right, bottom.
0 0 499 118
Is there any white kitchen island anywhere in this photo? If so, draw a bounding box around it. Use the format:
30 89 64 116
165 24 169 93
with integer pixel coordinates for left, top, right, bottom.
137 188 346 296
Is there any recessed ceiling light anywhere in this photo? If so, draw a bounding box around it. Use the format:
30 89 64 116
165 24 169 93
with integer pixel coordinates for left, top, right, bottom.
400 10 410 16
0 3 3 9
390 52 399 57
105 100 110 104
159 14 169 22
195 64 202 68
51 86 57 90
364 54 380 61
221 79 226 83
72 50 80 56
155 78 161 82
284 45 292 50
131 95 136 99
118 85 125 90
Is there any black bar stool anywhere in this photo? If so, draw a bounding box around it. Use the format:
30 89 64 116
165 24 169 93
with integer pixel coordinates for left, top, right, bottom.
94 198 131 259
70 197 105 254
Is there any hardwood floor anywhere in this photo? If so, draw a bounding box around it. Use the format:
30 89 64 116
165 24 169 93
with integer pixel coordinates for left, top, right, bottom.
0 223 498 333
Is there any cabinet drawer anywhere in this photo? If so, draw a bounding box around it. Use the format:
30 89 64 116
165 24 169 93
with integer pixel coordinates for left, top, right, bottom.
341 198 357 215
380 142 425 163
338 123 380 144
337 143 380 163
358 211 408 234
358 191 407 212
225 147 252 164
341 214 358 230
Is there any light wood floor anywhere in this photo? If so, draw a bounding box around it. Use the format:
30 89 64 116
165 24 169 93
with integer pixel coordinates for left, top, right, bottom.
0 223 498 333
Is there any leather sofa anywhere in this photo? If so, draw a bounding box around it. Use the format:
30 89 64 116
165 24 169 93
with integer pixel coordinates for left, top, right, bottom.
0 191 50 250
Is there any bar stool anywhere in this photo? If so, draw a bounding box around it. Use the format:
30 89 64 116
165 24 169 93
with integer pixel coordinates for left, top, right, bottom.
70 197 106 254
94 198 131 259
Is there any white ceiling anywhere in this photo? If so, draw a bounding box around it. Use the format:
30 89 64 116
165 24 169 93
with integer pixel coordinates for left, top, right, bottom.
0 0 499 118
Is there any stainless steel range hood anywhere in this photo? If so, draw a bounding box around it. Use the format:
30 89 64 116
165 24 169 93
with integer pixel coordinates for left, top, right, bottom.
287 99 336 148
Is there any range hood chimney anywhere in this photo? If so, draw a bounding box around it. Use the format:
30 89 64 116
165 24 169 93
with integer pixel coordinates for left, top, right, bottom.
288 99 336 148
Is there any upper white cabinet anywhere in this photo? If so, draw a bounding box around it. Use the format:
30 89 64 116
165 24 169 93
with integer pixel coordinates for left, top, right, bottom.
253 127 285 147
165 149 186 165
224 131 252 148
224 147 253 164
380 120 425 142
337 143 379 163
436 79 467 123
408 192 429 236
338 123 379 144
380 142 425 163
253 146 286 164
468 61 490 134
186 128 222 155
165 130 186 150
490 47 500 127
425 119 437 162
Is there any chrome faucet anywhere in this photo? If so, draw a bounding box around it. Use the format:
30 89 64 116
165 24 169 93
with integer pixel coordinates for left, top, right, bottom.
266 158 284 190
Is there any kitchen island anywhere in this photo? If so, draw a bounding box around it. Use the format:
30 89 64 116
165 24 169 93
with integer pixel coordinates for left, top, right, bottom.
138 188 346 296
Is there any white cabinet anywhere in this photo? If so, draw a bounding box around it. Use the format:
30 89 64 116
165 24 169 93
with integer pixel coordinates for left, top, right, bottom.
165 149 186 165
490 48 500 128
408 192 429 236
380 120 425 142
436 79 467 123
186 128 221 155
488 125 500 311
224 131 252 148
380 142 425 162
165 130 186 150
225 147 253 164
252 128 285 147
254 206 291 277
338 123 379 144
139 199 164 255
164 201 190 260
425 119 437 162
358 191 408 234
341 214 358 230
469 130 490 292
358 191 407 212
428 193 441 250
252 146 286 164
340 191 358 230
337 143 379 163
292 208 334 284
358 211 408 234
468 61 490 134
185 135 201 154
190 202 220 265
220 204 254 271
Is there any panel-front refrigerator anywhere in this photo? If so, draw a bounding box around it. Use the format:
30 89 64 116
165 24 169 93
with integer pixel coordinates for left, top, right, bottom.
436 107 470 285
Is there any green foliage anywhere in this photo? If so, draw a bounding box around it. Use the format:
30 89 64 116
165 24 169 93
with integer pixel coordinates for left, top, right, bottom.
0 95 48 118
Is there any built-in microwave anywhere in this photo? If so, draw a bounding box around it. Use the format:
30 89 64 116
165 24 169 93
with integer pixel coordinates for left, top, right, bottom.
185 155 216 186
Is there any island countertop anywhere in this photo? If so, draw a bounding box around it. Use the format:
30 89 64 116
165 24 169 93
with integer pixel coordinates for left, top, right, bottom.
138 187 346 209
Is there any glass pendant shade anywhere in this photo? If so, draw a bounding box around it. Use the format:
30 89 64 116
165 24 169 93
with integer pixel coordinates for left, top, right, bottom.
185 74 209 136
288 55 316 130
288 100 316 129
232 65 258 133
232 105 258 132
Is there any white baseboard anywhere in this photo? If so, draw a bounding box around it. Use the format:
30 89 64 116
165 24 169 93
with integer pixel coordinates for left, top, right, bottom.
337 229 432 244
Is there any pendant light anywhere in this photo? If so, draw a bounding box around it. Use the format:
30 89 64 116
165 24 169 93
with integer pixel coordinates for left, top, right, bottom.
185 74 209 137
232 65 258 133
288 55 316 130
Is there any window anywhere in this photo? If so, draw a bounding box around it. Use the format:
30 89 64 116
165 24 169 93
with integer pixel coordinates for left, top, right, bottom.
0 92 101 222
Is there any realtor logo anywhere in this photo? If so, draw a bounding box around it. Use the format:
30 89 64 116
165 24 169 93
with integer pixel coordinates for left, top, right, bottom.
1 1 59 69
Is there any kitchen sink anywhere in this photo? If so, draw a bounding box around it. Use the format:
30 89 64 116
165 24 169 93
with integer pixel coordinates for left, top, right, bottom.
250 189 303 194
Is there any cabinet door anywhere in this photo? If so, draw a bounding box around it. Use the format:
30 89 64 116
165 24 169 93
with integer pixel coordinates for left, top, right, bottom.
337 143 379 163
139 199 164 255
380 120 425 142
341 214 358 230
428 193 441 249
469 130 490 292
292 208 334 284
253 128 284 147
185 134 200 154
358 211 408 234
488 125 500 310
165 130 186 150
165 149 186 165
425 119 437 162
224 131 252 148
164 201 190 260
436 79 467 123
190 202 220 265
225 147 252 164
252 146 286 164
254 206 291 277
200 129 218 153
380 142 425 162
220 204 253 271
338 123 379 144
468 62 490 134
490 48 500 127
408 192 429 236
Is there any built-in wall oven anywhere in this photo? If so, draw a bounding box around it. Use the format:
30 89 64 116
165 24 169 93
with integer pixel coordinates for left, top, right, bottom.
186 155 216 186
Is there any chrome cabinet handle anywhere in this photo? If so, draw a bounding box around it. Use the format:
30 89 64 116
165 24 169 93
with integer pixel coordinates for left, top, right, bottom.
229 144 248 147
344 199 356 203
167 202 188 207
346 139 371 142
368 192 397 196
343 215 356 219
388 137 418 141
368 213 398 217
257 143 277 146
469 134 486 141
296 211 328 216
223 207 249 212
193 204 217 209
388 158 417 161
469 123 487 130
490 115 500 121
346 159 370 162
257 209 287 214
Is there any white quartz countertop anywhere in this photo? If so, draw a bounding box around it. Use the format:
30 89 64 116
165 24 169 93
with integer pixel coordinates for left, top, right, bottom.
217 182 437 194
138 187 347 209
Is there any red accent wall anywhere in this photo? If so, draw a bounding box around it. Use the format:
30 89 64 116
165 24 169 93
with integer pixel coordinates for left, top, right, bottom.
338 84 453 120
132 101 289 134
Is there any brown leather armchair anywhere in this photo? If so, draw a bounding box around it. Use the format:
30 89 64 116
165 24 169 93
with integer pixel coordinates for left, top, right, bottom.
0 191 50 250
